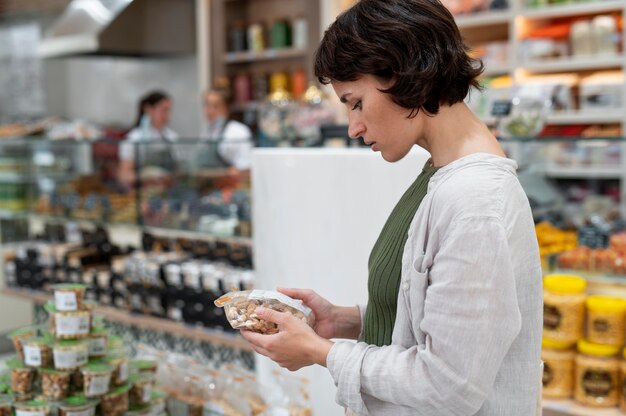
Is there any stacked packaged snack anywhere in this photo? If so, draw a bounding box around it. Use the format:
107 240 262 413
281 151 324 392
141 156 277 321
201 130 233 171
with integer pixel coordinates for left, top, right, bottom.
1 283 153 416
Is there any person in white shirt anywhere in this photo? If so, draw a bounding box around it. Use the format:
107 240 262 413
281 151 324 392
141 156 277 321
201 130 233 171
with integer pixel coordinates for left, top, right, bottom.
201 88 253 170
118 91 179 185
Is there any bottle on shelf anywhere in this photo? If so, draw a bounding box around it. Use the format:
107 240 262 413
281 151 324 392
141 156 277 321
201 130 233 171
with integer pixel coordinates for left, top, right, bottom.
292 16 308 49
247 22 266 53
229 21 248 53
291 68 307 99
270 19 291 49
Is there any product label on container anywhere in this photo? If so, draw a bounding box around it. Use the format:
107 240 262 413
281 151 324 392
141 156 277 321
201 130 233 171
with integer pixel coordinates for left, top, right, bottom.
119 361 129 382
543 304 561 330
249 290 313 316
88 337 107 356
138 383 151 403
87 374 111 396
66 408 95 416
56 314 90 336
56 291 78 311
24 345 42 366
582 369 613 397
54 348 88 369
16 411 45 416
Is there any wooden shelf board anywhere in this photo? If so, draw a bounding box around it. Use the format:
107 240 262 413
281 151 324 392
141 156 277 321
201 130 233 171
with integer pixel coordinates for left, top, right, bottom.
521 55 623 73
521 1 626 19
224 48 307 64
544 165 624 179
543 399 623 416
455 10 512 29
546 110 624 125
1 287 252 351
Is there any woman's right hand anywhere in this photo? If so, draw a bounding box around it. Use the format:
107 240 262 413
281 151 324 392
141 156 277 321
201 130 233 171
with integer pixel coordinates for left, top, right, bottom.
278 288 361 340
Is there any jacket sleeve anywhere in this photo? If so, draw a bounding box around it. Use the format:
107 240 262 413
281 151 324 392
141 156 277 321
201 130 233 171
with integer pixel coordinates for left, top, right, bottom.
327 215 522 415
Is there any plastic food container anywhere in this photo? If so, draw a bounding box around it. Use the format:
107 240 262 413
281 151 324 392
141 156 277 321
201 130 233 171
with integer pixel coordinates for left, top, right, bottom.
129 373 154 406
7 359 34 394
23 336 53 368
100 384 131 416
81 363 114 397
57 395 99 416
46 304 91 339
87 328 109 358
586 296 626 346
0 394 12 416
40 368 71 401
123 404 152 415
543 275 586 343
107 354 130 386
575 339 620 407
130 359 158 375
9 327 36 360
149 390 167 416
14 400 53 416
541 338 575 399
53 340 88 371
52 284 86 312
215 290 315 334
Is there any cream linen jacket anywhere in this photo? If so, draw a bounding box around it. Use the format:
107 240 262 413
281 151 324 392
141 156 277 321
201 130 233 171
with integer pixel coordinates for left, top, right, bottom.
327 153 543 416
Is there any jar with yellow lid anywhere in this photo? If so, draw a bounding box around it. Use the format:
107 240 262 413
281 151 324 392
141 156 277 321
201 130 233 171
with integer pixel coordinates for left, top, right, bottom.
543 274 586 343
541 338 575 398
575 339 620 407
586 296 626 346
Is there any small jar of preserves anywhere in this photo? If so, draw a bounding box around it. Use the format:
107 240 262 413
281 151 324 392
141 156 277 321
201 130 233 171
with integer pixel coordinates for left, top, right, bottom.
543 274 586 343
541 338 576 398
575 339 620 407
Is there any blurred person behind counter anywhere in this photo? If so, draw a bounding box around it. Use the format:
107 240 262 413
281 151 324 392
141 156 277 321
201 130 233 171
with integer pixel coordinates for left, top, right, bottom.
200 88 253 170
118 90 179 186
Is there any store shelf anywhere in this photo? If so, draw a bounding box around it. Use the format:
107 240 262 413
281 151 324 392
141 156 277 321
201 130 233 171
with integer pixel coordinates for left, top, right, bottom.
1 287 253 351
543 399 622 416
455 10 512 29
546 110 625 125
521 0 625 19
224 48 307 64
544 165 624 179
521 55 623 73
483 63 511 77
231 101 262 113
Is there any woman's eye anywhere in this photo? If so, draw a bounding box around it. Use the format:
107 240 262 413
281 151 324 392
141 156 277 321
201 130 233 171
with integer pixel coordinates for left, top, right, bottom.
351 100 362 111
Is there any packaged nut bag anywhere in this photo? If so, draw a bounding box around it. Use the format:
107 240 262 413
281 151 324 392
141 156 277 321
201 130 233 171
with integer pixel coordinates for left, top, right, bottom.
40 368 72 401
53 340 88 371
8 327 37 360
23 336 53 368
101 384 131 416
45 304 91 340
81 363 114 397
214 290 315 334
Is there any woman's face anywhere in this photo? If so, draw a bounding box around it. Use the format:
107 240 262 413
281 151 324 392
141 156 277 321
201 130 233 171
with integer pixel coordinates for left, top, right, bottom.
145 98 172 130
332 75 424 162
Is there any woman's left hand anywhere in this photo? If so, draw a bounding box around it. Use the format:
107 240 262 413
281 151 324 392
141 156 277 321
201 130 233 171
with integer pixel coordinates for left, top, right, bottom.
241 307 334 371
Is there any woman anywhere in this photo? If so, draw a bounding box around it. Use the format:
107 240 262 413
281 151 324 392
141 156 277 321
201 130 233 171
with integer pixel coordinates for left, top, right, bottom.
119 91 179 185
241 1 543 415
201 88 253 170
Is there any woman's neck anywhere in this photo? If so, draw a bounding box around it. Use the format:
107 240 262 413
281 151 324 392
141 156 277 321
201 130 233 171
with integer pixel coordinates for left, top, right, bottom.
419 102 504 168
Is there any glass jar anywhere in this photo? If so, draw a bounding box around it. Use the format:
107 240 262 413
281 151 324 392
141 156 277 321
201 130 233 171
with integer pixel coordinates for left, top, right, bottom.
23 336 53 368
81 363 114 397
13 400 52 416
575 339 620 407
57 395 99 416
541 338 575 398
40 368 71 401
543 274 586 343
52 283 86 311
100 384 131 416
586 295 626 346
53 340 89 371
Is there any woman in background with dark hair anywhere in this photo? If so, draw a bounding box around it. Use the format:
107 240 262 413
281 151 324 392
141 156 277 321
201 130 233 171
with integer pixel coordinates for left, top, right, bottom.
119 90 179 185
242 1 542 415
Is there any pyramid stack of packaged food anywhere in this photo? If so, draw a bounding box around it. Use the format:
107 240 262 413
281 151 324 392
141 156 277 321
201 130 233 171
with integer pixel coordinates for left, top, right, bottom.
1 283 165 416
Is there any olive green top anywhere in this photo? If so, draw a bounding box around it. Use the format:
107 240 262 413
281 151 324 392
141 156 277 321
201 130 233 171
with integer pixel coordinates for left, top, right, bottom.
364 161 439 346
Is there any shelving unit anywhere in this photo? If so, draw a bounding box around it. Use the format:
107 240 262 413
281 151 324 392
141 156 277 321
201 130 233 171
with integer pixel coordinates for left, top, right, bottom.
1 287 252 351
543 399 623 416
521 55 624 73
546 110 625 125
520 0 625 19
455 10 513 29
224 47 308 64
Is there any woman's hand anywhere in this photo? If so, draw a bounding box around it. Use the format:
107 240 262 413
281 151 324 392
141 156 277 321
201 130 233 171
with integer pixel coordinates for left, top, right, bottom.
278 288 361 340
241 307 333 371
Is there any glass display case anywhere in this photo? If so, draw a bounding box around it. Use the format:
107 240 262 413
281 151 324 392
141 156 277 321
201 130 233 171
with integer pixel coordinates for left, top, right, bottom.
0 138 252 242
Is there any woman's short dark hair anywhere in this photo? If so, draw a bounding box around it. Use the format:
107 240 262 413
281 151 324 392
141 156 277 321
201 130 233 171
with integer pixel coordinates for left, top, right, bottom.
135 90 170 127
314 0 483 116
